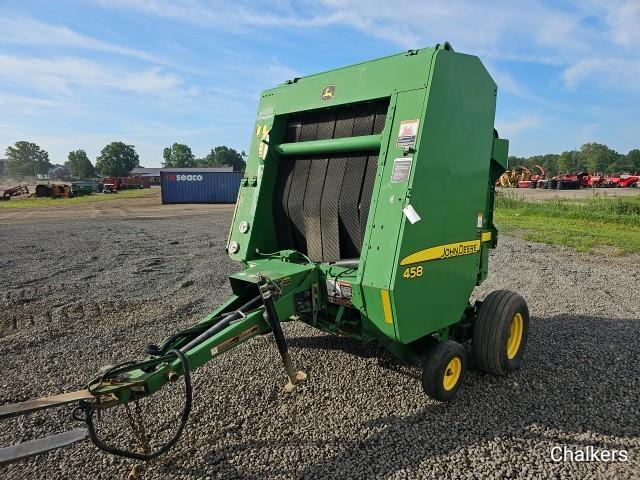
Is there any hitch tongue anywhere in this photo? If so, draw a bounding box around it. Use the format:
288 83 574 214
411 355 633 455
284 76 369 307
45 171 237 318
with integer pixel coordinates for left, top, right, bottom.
258 276 307 392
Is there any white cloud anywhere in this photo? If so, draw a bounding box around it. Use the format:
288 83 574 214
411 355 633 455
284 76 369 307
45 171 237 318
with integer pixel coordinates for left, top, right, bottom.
0 17 159 63
95 0 640 93
0 54 180 96
602 1 640 48
496 114 543 138
563 57 640 90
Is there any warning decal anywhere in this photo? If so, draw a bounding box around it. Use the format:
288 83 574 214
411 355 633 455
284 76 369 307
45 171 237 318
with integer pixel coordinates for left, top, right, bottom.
391 157 412 183
211 325 260 356
396 119 420 148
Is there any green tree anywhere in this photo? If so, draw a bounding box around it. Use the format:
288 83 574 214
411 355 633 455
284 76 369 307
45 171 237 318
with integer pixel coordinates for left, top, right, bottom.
65 149 95 178
4 141 52 176
162 143 196 167
202 146 246 171
556 150 582 174
624 149 640 173
579 143 619 174
95 142 139 177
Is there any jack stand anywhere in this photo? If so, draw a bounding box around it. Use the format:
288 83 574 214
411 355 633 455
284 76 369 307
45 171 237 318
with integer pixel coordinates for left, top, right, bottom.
258 276 307 392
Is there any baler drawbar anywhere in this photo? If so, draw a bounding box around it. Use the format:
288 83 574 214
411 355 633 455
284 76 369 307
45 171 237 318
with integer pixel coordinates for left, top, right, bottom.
0 43 529 467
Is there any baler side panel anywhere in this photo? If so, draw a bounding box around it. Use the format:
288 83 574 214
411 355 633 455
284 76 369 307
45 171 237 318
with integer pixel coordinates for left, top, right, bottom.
391 51 498 344
229 115 289 261
360 89 429 340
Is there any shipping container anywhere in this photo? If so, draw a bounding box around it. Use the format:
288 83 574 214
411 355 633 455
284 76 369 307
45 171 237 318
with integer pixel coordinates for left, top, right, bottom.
161 171 243 204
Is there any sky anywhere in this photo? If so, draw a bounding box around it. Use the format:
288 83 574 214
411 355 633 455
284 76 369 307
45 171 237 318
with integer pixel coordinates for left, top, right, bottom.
0 0 639 167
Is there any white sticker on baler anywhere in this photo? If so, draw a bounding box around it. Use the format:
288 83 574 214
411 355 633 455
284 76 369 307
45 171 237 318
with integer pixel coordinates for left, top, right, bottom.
403 204 421 224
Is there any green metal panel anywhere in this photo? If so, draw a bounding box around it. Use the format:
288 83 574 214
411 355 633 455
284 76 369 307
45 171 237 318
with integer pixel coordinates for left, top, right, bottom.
389 51 498 343
359 89 428 340
257 49 435 116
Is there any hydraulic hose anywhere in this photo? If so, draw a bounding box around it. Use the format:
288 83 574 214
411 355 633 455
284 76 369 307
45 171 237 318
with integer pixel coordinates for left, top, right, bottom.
145 294 262 357
83 294 262 461
178 295 262 353
83 349 192 461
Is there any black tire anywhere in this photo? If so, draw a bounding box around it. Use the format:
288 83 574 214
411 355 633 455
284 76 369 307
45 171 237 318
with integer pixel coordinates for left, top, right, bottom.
473 290 529 376
557 180 565 190
421 340 467 401
548 179 557 189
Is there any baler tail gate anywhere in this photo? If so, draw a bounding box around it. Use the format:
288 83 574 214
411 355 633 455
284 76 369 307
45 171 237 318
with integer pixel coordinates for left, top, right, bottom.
0 275 310 466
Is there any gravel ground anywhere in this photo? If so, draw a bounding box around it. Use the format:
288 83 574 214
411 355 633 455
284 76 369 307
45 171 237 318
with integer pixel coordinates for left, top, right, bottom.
1 210 638 479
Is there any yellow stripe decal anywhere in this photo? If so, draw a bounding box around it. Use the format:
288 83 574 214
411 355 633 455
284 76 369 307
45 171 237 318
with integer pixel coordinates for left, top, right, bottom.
381 289 393 325
481 231 492 242
400 239 481 266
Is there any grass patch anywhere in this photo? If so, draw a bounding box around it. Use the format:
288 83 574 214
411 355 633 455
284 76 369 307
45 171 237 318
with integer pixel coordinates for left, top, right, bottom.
494 193 640 254
0 188 157 209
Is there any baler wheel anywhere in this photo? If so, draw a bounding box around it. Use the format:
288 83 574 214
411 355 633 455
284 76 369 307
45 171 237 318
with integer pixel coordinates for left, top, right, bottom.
472 290 529 376
421 341 467 402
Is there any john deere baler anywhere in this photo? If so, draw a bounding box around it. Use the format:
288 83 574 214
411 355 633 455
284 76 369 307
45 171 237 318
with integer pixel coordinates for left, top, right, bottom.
0 43 529 466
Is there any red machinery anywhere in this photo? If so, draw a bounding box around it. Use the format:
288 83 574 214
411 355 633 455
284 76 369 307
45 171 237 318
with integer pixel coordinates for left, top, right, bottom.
1 185 30 201
102 176 150 190
608 174 639 188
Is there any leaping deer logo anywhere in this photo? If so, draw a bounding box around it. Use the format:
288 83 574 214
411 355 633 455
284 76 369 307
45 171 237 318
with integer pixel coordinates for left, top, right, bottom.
321 85 336 101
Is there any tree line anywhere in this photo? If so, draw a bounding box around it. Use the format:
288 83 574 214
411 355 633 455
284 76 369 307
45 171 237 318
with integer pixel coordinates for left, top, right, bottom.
508 143 640 176
0 141 246 179
162 143 246 171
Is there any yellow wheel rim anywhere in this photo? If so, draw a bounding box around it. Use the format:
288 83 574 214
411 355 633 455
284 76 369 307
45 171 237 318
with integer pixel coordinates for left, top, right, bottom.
442 357 462 391
507 312 524 359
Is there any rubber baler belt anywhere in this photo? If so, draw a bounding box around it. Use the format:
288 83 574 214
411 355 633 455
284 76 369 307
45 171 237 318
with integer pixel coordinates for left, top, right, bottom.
338 155 368 259
359 155 378 246
272 98 389 261
303 157 329 261
272 158 296 249
287 158 312 254
320 157 347 261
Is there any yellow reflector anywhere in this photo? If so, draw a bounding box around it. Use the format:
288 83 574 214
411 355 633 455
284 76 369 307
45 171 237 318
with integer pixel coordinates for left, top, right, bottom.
481 231 492 242
381 289 393 325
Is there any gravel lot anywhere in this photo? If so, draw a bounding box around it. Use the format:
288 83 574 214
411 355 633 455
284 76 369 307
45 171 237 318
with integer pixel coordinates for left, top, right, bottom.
1 206 638 479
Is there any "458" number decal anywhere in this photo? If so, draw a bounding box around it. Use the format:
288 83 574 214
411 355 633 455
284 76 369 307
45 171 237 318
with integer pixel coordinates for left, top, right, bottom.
402 265 423 279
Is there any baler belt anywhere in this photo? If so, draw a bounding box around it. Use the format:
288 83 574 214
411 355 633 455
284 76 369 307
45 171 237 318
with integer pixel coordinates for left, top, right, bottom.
274 98 389 260
359 155 378 245
303 158 329 261
334 109 356 138
285 121 302 143
273 158 296 249
372 103 388 134
315 111 337 140
320 156 347 262
351 105 375 137
299 117 318 142
287 158 312 253
339 155 367 258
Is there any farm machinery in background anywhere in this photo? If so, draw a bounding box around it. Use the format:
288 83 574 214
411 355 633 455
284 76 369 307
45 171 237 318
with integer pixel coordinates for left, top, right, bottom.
0 185 30 201
34 182 97 198
101 176 151 193
498 164 545 188
498 167 639 190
